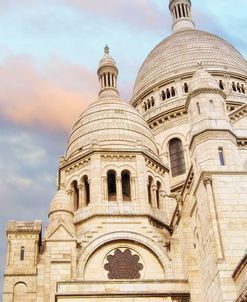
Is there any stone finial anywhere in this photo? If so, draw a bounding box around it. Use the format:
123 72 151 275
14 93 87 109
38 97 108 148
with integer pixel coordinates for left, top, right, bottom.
104 45 110 54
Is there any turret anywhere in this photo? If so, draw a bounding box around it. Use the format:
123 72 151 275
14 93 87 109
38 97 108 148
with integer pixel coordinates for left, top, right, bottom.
97 45 119 100
186 66 241 172
169 0 195 32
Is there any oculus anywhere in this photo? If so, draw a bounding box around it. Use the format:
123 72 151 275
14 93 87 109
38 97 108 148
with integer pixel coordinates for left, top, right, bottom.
104 248 143 279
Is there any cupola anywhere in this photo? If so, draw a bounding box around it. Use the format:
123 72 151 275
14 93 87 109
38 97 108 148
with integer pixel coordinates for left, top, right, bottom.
169 0 195 32
97 45 119 100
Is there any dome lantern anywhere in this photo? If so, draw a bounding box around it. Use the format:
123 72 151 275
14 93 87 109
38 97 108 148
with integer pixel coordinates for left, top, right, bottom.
97 45 119 100
169 0 195 33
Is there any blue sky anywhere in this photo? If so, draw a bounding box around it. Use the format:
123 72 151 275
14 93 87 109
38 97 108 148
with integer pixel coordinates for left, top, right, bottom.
0 0 246 297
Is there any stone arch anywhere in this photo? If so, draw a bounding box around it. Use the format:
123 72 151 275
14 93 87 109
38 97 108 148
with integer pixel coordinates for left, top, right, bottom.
118 164 136 177
65 175 79 191
78 169 91 184
77 231 172 279
102 164 121 176
13 282 28 302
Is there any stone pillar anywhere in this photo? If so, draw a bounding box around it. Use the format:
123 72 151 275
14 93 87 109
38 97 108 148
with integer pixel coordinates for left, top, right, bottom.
67 189 73 207
103 177 108 201
151 185 158 208
204 177 224 261
160 190 166 212
116 176 122 202
130 177 136 201
78 184 86 208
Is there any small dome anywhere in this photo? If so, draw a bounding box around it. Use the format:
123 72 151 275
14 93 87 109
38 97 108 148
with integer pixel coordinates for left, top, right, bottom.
132 30 247 102
189 67 219 92
65 99 159 160
49 188 73 217
98 45 117 69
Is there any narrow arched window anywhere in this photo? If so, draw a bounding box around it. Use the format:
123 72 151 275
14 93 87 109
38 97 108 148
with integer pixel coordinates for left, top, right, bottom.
196 102 201 114
72 180 79 210
169 138 186 177
237 83 241 93
20 246 25 261
144 102 147 112
156 181 161 209
171 86 176 97
184 82 189 93
121 170 131 201
241 84 246 94
166 88 171 99
147 176 153 205
162 90 166 100
147 99 151 109
182 4 186 17
232 82 237 92
107 170 117 201
83 175 90 206
151 97 155 107
218 147 225 166
219 80 224 90
178 4 182 17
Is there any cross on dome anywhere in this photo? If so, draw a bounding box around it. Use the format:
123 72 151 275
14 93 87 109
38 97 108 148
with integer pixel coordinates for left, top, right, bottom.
104 45 110 54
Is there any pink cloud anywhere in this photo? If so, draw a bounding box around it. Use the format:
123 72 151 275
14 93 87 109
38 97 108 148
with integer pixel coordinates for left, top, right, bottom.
61 0 169 31
0 55 98 132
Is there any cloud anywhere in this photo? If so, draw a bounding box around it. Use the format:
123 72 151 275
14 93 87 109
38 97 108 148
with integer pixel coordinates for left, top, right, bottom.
0 55 98 132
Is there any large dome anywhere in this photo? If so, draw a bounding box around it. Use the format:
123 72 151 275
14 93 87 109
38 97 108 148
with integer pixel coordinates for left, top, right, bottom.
132 30 247 101
65 99 158 160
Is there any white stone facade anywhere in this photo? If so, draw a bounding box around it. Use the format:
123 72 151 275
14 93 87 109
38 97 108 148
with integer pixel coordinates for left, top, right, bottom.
2 1 247 302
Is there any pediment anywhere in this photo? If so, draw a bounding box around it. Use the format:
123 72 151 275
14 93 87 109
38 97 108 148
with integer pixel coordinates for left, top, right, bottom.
47 224 75 241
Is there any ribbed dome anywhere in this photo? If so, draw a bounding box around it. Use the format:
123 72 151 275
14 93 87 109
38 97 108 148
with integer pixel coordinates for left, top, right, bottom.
132 30 247 101
65 99 159 160
49 188 74 217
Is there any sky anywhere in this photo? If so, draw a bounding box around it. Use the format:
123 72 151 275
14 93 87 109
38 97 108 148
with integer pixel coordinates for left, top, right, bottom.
0 0 247 298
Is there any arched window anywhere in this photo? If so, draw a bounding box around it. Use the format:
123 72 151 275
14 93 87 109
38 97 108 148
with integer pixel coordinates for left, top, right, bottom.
147 176 153 205
83 175 90 206
121 170 131 201
241 84 246 94
156 181 161 209
232 82 237 92
237 83 241 93
151 97 155 107
178 4 182 17
196 102 201 114
20 246 25 261
182 4 186 17
169 138 186 177
72 180 79 210
184 82 189 93
218 147 225 166
144 102 147 112
162 90 166 101
13 283 27 302
219 80 224 90
166 88 171 99
107 170 117 201
171 86 176 97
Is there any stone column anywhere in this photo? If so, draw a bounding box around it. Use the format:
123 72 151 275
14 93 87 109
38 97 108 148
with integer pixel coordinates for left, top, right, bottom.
160 190 166 212
151 185 158 208
102 177 108 201
78 184 86 208
130 177 136 201
204 177 224 261
116 176 122 202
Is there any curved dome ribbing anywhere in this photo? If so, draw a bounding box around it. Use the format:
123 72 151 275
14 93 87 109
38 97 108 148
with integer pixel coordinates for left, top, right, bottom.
132 30 247 101
66 99 158 159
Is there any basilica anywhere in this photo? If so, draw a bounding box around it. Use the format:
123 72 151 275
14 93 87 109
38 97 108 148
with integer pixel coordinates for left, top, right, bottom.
2 0 247 301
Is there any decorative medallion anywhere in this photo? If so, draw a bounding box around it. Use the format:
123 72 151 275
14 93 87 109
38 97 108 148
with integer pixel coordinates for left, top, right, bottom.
104 248 143 279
